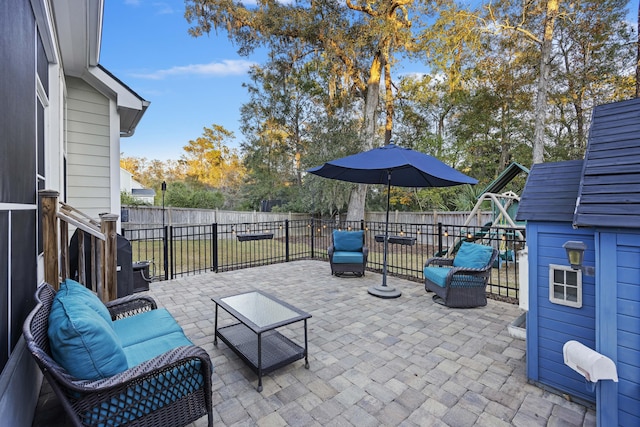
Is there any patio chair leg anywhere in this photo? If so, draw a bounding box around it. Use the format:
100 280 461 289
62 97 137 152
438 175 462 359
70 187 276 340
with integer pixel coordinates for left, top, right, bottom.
432 295 446 306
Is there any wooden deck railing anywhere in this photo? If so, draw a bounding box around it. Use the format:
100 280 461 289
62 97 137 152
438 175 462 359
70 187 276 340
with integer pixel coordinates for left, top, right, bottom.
40 190 118 302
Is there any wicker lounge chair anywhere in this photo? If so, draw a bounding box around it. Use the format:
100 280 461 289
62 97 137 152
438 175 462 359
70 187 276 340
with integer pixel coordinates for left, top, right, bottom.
328 230 368 276
23 282 213 427
423 242 498 308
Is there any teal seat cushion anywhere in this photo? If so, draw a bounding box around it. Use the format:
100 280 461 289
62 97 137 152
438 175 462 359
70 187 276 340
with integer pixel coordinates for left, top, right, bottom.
424 267 484 288
423 267 451 287
123 331 194 367
453 242 493 269
113 309 185 347
48 287 128 380
60 278 113 327
332 251 364 264
333 230 363 252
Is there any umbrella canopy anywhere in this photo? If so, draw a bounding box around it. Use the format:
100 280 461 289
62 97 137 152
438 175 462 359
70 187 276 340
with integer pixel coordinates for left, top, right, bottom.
307 144 477 188
308 144 477 298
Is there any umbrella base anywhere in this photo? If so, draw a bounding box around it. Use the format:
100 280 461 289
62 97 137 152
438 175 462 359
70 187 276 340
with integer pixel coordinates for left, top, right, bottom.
368 284 402 299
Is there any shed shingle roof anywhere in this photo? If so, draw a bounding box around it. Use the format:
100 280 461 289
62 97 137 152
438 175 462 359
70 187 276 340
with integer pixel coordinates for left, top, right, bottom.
574 98 640 228
516 160 583 223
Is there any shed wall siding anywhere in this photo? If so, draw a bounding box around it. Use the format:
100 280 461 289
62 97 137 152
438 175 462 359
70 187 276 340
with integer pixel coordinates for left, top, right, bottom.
526 222 596 403
613 233 640 426
66 77 111 219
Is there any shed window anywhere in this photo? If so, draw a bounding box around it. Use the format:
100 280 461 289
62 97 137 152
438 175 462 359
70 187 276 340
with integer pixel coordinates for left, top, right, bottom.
549 264 582 308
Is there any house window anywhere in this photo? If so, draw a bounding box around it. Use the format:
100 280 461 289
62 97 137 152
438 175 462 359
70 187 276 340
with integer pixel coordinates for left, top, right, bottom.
549 264 582 308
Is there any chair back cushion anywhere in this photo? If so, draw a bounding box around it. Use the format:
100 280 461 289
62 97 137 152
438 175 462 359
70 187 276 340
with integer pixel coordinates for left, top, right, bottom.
333 230 364 252
453 242 494 269
48 282 128 380
60 278 114 326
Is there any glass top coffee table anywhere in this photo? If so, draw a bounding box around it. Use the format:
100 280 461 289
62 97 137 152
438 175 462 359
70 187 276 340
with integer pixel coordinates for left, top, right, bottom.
212 290 311 391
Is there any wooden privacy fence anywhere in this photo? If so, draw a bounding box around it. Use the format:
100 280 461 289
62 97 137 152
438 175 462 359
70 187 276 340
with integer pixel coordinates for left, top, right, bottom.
40 190 119 302
362 210 490 228
121 206 307 227
121 206 492 231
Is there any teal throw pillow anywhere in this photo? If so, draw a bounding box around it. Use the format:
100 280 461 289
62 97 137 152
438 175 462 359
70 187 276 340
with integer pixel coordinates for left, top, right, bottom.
453 242 493 269
48 286 128 380
333 230 364 252
60 278 113 326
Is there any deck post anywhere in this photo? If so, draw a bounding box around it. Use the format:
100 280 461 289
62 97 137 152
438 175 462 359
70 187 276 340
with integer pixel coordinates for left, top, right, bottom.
100 213 119 301
40 190 60 290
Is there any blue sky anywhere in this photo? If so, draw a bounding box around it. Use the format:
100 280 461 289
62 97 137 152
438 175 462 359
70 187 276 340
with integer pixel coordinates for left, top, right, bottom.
102 1 638 162
100 0 427 162
101 0 267 161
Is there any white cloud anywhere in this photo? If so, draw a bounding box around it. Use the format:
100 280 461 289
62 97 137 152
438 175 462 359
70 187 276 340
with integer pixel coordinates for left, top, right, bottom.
131 59 257 80
153 2 174 14
123 0 173 13
400 72 428 80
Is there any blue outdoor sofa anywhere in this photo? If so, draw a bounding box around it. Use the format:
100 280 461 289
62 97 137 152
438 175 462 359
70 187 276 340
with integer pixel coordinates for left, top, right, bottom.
23 279 213 427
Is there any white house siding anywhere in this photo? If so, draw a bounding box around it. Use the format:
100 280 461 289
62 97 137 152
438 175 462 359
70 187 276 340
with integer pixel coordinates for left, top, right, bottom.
121 168 134 192
66 77 112 220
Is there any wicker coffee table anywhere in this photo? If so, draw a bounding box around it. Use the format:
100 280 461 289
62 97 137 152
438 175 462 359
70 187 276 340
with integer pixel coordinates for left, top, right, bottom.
212 290 311 391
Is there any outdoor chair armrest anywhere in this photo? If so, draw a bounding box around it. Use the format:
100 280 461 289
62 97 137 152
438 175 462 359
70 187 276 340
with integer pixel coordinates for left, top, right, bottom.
328 245 335 256
448 263 493 276
38 345 213 427
105 294 157 320
424 257 454 268
446 265 491 279
59 345 212 393
27 342 211 393
442 266 492 290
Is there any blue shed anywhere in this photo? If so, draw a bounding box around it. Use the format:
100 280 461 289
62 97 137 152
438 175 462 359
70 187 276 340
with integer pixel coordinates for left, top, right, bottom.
517 98 640 427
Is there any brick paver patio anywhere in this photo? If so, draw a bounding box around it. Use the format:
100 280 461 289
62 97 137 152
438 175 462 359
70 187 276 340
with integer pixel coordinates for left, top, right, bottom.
33 260 596 426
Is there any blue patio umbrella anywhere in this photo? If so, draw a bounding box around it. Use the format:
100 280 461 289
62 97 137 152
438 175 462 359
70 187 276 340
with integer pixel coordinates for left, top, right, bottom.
308 144 478 298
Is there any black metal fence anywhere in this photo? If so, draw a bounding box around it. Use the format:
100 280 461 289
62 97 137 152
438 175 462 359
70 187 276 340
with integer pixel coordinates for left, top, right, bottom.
123 219 524 303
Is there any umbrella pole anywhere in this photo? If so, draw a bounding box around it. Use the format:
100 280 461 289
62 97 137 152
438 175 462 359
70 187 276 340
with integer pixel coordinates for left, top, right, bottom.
383 177 390 286
368 171 401 299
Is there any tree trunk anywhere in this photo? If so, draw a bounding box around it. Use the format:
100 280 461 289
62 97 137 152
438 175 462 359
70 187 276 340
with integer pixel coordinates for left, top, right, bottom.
346 52 383 222
346 184 368 223
532 0 559 164
384 60 393 144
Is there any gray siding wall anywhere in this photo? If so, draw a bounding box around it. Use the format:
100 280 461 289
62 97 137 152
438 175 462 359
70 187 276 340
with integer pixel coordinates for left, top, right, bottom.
0 1 47 426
